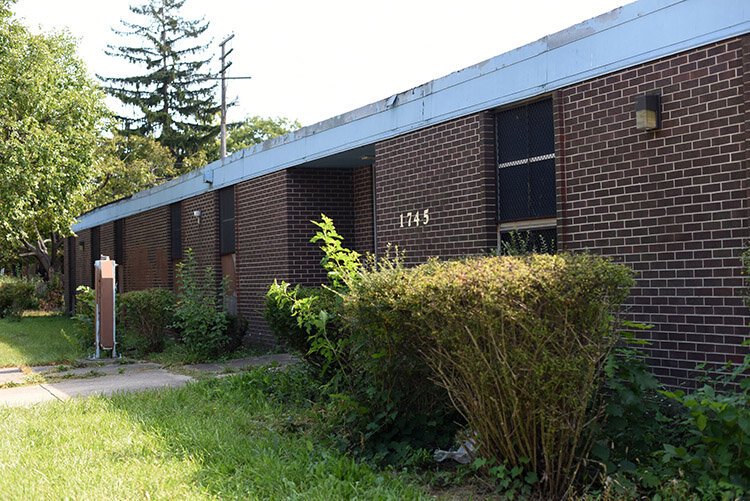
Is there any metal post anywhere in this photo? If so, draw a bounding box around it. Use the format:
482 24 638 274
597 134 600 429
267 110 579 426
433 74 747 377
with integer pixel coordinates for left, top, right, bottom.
219 34 235 161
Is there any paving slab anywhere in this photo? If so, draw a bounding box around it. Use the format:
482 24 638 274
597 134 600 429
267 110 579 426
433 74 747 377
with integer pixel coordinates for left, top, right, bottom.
0 367 24 385
0 368 192 408
183 353 298 373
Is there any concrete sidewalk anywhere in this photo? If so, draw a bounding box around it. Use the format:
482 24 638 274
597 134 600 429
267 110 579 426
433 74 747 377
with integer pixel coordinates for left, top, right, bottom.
0 354 297 408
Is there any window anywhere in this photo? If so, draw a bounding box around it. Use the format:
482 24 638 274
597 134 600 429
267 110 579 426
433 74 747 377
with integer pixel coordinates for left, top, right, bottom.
170 202 182 260
496 99 557 251
219 186 235 255
496 99 556 221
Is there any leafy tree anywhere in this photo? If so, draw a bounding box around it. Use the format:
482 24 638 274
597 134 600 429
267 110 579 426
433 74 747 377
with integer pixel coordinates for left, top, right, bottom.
87 131 176 209
100 0 219 171
0 3 109 279
226 116 301 154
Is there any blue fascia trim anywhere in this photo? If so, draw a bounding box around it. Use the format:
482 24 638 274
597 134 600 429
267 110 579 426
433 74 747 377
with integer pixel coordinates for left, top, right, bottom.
73 0 750 232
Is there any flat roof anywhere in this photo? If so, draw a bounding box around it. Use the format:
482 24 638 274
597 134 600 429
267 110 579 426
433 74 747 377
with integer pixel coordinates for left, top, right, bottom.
73 0 750 232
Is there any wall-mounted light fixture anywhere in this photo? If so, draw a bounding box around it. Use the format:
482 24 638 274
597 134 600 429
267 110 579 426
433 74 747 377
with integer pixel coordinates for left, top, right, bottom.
78 240 85 250
635 94 661 131
193 209 202 226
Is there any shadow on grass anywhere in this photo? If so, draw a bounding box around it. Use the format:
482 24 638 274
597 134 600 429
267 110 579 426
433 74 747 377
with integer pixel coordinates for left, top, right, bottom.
102 372 428 500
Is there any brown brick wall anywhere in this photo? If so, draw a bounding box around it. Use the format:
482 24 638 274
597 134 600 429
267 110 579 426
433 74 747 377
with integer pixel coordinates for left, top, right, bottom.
236 170 289 344
182 191 221 291
353 165 375 254
100 222 115 260
558 36 750 387
286 167 356 285
74 228 93 289
374 112 497 264
122 206 171 292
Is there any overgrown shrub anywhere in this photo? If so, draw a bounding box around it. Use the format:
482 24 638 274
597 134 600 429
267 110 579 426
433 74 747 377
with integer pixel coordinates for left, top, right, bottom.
0 275 37 318
658 353 750 495
119 288 175 355
73 285 96 349
265 284 337 353
172 249 229 360
401 255 634 498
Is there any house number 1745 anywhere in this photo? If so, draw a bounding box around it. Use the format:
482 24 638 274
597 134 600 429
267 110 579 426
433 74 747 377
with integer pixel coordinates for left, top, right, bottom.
400 209 430 228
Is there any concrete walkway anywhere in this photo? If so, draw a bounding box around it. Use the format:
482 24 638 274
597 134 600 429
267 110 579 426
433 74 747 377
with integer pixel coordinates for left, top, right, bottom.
0 354 297 408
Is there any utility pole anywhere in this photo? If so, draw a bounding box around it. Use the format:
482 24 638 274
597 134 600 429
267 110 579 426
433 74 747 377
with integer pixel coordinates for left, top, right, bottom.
217 34 252 161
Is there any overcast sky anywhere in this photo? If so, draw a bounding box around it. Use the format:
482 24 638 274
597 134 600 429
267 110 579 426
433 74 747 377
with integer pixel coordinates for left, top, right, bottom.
14 0 632 127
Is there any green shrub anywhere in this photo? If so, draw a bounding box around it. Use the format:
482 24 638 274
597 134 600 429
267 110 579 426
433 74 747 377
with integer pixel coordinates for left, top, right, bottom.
265 284 335 353
398 254 634 498
73 285 96 349
118 288 175 355
658 353 750 495
0 275 38 318
172 249 229 360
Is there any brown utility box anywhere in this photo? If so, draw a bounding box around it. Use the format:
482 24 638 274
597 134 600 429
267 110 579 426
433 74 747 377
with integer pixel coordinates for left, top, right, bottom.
95 257 116 352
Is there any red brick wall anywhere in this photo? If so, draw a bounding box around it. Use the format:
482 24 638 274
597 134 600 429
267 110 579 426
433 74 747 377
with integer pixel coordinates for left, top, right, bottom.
236 170 289 344
374 112 497 264
122 206 171 292
558 36 750 387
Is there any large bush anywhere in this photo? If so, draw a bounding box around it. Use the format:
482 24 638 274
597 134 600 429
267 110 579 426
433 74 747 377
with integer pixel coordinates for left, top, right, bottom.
397 255 633 498
119 288 176 354
343 254 635 496
0 275 38 318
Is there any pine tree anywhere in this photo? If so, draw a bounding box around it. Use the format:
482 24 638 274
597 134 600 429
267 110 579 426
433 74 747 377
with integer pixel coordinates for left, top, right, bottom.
100 0 219 171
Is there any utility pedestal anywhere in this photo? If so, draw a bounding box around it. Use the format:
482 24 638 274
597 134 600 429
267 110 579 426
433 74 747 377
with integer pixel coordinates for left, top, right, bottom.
94 256 117 359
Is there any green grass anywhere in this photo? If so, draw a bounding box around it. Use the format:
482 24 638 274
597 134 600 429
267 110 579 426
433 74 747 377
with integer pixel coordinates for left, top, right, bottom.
0 313 84 367
0 369 429 500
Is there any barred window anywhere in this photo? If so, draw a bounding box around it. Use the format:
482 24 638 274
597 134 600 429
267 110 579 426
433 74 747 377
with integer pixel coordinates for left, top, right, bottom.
496 99 556 222
219 186 235 255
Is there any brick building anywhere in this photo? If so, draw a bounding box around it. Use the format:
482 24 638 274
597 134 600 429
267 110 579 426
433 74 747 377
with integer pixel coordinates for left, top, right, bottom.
67 0 750 387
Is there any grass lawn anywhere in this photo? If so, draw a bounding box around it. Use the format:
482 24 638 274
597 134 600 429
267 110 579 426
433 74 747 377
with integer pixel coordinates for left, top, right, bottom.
0 312 84 367
0 369 429 500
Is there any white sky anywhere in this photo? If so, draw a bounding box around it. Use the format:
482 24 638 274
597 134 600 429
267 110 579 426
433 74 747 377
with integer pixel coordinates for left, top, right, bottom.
14 0 632 127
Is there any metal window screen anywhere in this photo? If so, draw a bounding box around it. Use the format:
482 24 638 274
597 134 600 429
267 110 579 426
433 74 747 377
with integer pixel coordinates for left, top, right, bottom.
496 99 556 222
219 186 235 255
170 203 182 260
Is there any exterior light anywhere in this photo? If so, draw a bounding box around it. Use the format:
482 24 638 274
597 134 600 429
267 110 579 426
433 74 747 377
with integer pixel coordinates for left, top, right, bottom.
78 240 85 250
635 94 661 131
193 210 202 218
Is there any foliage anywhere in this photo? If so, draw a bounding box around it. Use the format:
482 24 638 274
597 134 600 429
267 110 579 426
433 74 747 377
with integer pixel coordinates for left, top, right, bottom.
0 275 37 319
73 285 96 350
0 6 109 278
118 288 176 355
226 115 301 154
594 341 676 474
172 249 229 360
265 284 337 354
401 254 634 498
87 130 176 209
659 353 750 494
100 0 219 169
499 229 554 255
0 312 83 367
